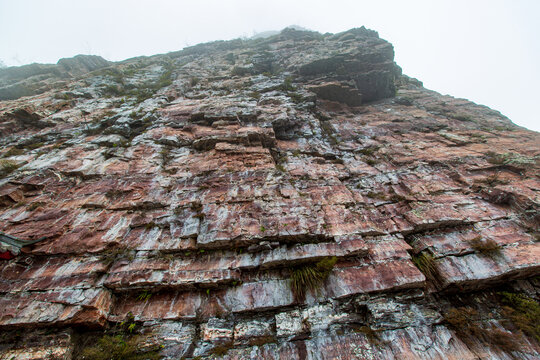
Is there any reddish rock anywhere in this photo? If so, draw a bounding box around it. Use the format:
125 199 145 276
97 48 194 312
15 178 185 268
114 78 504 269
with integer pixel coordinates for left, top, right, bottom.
0 26 539 359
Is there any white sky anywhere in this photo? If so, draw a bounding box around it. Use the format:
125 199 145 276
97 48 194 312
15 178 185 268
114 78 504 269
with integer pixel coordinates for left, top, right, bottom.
1 0 539 132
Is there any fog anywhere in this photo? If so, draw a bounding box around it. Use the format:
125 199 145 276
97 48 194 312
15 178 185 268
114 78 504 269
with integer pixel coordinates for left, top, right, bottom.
1 0 538 131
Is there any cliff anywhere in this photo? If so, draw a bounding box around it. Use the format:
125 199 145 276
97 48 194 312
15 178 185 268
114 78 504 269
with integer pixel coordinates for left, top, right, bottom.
0 27 539 359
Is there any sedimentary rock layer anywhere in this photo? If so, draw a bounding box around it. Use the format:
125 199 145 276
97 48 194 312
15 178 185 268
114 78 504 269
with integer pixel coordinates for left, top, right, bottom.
0 27 538 359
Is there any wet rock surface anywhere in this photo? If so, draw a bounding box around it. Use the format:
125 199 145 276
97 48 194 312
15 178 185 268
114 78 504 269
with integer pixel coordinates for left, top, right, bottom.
0 27 539 359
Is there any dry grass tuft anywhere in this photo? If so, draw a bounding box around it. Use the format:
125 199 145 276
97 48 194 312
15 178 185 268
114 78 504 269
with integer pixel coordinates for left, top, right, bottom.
290 256 337 301
468 236 502 258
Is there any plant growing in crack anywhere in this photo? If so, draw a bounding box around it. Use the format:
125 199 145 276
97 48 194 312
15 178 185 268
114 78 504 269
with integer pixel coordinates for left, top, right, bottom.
137 290 152 302
290 256 337 301
0 159 19 177
468 236 502 258
412 252 439 283
444 306 521 353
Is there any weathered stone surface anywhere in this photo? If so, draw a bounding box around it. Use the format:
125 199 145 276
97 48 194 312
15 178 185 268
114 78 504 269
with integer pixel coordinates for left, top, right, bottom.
0 26 539 359
201 317 234 343
0 288 111 328
0 329 73 360
0 55 110 101
142 321 196 359
275 309 306 339
233 318 274 344
308 81 363 106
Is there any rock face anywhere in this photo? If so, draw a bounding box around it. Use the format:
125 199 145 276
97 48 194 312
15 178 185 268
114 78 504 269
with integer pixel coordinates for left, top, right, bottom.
0 55 110 100
0 27 539 359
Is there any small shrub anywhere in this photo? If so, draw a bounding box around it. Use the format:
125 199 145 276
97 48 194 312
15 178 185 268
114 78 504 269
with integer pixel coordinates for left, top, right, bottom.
290 257 337 301
145 222 158 230
0 159 19 177
189 77 200 87
27 202 45 211
225 53 236 65
451 113 474 122
3 147 25 157
101 84 126 97
278 77 295 92
366 191 387 201
468 236 502 258
474 173 507 186
190 201 203 212
105 189 126 199
102 248 134 266
365 158 378 166
249 91 261 100
358 146 379 156
412 252 438 283
485 151 537 167
288 92 304 104
231 66 250 76
160 146 173 166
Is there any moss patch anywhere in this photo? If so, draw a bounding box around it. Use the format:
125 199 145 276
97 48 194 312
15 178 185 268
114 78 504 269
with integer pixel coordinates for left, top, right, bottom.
499 291 540 343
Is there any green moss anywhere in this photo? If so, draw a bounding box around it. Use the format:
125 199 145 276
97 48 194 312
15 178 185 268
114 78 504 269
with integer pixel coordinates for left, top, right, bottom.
79 334 162 360
290 257 337 301
499 292 540 343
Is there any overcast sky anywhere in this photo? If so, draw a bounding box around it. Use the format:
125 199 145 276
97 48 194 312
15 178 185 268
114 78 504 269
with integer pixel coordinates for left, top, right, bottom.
1 0 538 131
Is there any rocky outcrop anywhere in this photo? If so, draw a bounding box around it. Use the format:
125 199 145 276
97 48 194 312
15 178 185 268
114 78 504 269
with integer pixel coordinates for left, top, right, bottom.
0 27 539 359
0 55 110 100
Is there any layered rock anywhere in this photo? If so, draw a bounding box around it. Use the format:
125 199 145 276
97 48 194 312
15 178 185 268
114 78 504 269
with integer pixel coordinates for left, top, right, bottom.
0 27 539 359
